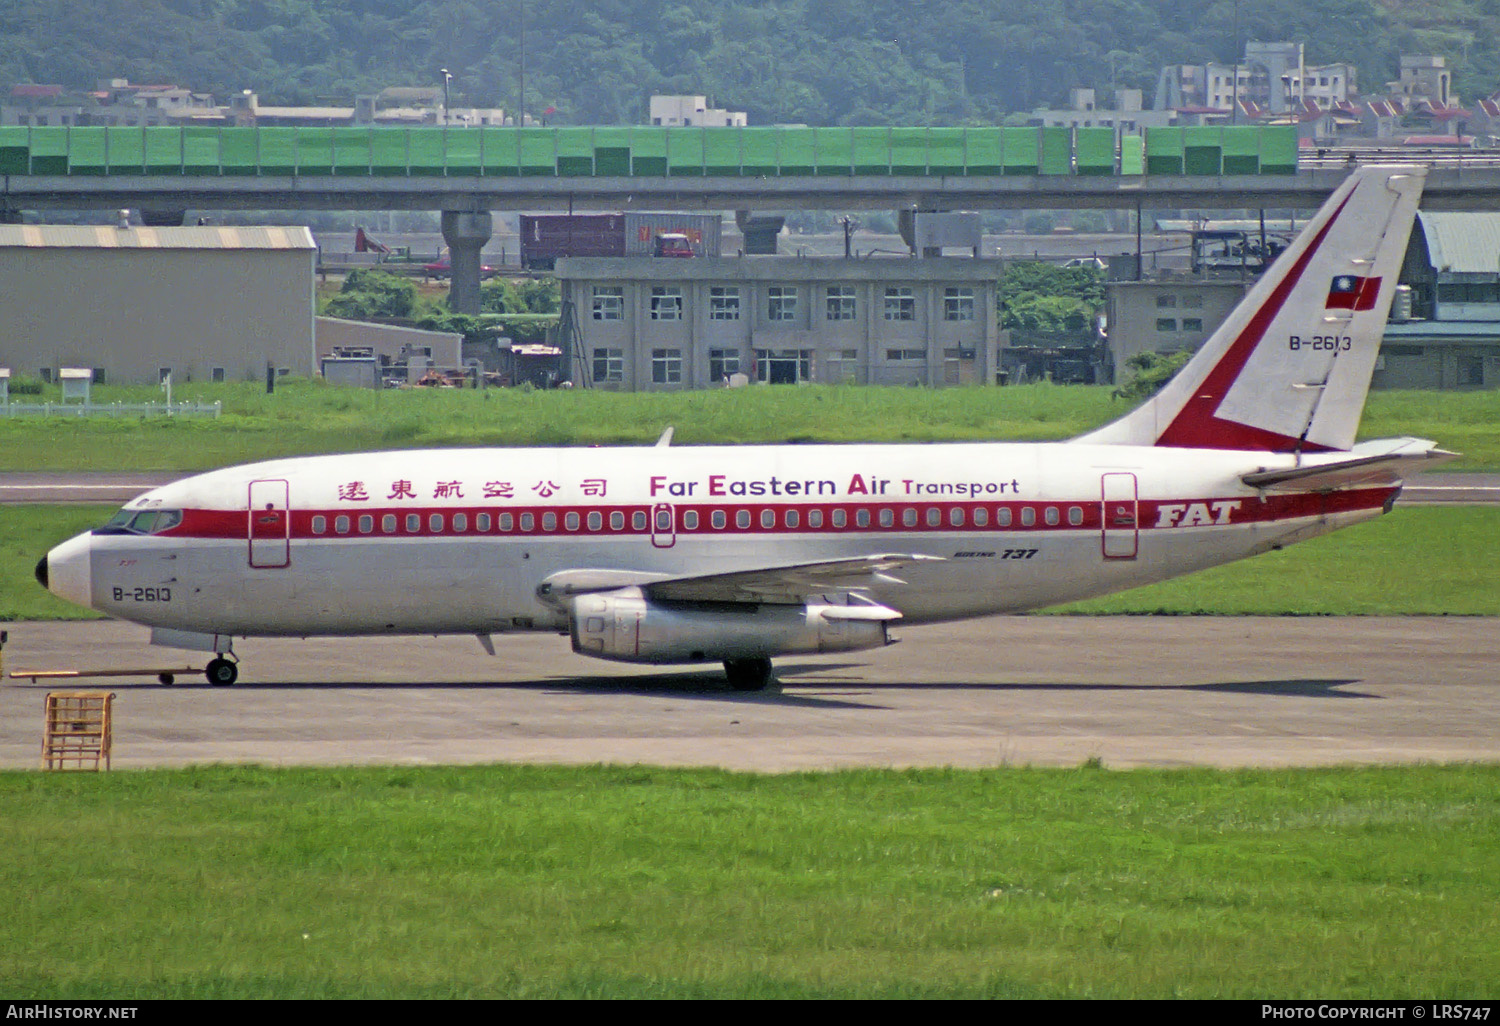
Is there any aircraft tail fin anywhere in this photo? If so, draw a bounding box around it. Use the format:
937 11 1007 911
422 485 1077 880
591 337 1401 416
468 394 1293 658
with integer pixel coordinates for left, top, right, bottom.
1078 165 1427 453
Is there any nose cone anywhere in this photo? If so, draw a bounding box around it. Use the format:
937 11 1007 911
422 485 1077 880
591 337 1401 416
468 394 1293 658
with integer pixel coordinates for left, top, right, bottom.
41 533 93 609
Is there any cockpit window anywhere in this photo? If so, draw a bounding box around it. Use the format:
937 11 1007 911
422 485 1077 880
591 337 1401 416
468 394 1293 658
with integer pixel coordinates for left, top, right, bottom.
94 508 183 535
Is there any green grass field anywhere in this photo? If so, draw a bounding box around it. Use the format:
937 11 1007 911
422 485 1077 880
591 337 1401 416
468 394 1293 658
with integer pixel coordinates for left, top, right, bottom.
1 763 1495 998
5 387 1496 999
7 504 1497 621
2 380 1498 470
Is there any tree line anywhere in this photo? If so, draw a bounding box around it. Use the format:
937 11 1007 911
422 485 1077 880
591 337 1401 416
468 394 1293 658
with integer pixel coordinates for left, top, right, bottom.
3 1 1499 127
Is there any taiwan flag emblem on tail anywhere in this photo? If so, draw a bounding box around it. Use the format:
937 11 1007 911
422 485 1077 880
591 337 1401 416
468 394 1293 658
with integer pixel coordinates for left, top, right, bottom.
1326 274 1383 311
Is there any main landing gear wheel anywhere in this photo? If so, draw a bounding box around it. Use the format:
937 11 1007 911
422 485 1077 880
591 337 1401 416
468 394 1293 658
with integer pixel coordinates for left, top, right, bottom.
724 657 774 692
205 657 238 687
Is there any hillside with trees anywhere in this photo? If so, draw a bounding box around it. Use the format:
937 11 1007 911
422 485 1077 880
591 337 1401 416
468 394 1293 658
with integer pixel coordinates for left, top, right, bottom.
3 1 1500 126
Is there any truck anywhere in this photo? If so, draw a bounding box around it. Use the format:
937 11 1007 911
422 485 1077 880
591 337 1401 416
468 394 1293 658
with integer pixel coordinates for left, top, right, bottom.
520 213 722 269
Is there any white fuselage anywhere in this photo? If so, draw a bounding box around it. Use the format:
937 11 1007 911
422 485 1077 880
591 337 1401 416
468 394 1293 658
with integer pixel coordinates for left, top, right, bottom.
48 440 1395 641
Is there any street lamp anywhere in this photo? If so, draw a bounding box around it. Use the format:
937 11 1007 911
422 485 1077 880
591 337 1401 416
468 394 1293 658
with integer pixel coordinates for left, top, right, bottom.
440 67 451 126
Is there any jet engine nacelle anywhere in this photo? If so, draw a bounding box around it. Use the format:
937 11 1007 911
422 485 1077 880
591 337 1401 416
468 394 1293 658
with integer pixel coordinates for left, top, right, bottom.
569 589 898 664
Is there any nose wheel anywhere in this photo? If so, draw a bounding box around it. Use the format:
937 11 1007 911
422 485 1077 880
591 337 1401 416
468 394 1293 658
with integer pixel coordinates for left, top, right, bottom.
205 656 239 687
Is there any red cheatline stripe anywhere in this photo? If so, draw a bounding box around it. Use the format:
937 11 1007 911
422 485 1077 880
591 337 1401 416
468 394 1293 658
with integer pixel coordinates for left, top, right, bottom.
155 489 1397 542
1155 186 1358 451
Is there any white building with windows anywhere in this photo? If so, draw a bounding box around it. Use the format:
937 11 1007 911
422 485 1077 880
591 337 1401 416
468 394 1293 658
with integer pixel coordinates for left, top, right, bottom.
558 257 1003 390
647 95 748 127
1104 278 1251 370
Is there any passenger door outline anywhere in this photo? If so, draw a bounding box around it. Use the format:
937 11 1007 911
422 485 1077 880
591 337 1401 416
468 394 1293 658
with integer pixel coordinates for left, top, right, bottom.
248 479 291 568
651 502 677 548
1100 472 1139 560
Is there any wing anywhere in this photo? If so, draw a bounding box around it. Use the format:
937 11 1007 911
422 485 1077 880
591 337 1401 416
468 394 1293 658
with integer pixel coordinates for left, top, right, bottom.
536 553 943 608
645 553 944 603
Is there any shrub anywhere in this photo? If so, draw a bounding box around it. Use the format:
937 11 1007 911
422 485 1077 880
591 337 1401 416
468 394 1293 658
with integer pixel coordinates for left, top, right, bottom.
1114 349 1194 399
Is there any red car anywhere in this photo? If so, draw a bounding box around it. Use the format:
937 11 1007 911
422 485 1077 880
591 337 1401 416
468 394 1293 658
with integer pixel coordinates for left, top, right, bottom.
424 255 499 279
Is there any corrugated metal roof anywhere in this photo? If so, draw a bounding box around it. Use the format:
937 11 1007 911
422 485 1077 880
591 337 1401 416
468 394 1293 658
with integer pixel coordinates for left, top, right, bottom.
0 225 316 250
1416 212 1500 274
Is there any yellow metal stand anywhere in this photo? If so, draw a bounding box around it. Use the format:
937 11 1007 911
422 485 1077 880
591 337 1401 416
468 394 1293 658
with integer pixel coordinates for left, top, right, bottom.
42 691 115 771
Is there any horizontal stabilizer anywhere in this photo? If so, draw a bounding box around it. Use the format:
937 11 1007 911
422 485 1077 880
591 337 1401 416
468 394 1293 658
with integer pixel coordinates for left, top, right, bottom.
1242 437 1460 491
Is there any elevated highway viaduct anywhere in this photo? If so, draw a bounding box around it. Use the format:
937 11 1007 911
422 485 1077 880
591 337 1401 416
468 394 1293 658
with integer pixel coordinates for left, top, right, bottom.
8 161 1500 312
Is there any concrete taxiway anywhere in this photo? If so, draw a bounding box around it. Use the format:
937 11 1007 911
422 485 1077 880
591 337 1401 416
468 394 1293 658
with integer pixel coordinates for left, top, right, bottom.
2 616 1494 771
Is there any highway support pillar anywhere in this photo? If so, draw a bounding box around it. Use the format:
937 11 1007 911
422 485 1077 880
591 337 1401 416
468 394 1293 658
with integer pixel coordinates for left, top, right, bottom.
441 210 493 315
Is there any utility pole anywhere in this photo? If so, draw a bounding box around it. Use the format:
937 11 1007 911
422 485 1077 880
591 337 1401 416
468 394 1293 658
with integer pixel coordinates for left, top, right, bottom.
1231 0 1241 123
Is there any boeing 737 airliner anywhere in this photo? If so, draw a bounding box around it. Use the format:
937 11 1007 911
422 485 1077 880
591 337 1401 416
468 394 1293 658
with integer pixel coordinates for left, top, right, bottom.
36 165 1451 689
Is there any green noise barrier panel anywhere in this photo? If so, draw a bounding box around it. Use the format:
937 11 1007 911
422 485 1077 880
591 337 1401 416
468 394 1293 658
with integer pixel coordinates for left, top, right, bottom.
928 128 965 176
1002 127 1039 176
408 130 447 176
445 127 483 176
1145 128 1184 175
181 127 220 175
1260 126 1299 174
739 127 777 176
815 127 853 175
28 128 70 175
778 128 814 177
965 128 1002 176
479 128 518 177
0 125 29 175
554 127 594 177
295 128 336 176
630 127 667 176
1074 128 1115 177
667 128 704 176
1038 127 1071 175
0 125 1308 179
65 128 106 175
332 128 373 175
105 127 145 174
702 128 739 175
593 127 633 176
890 127 927 175
1183 126 1222 175
1221 127 1260 175
852 127 891 175
219 129 257 175
257 128 296 176
143 128 184 176
518 130 556 176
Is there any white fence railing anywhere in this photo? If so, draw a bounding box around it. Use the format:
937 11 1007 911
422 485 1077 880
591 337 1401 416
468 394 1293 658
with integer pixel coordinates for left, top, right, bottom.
0 401 222 418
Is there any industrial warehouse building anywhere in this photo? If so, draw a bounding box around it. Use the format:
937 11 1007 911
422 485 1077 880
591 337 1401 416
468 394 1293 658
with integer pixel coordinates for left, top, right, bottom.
1103 210 1500 390
1375 211 1500 389
0 223 316 384
558 257 1004 390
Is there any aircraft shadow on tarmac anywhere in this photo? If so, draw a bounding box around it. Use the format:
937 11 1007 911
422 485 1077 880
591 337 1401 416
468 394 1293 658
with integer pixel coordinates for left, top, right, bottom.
74 666 1377 702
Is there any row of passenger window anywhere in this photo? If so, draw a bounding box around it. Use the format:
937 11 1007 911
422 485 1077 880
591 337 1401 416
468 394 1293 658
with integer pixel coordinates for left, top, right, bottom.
310 510 646 536
685 505 1086 530
307 504 1088 537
